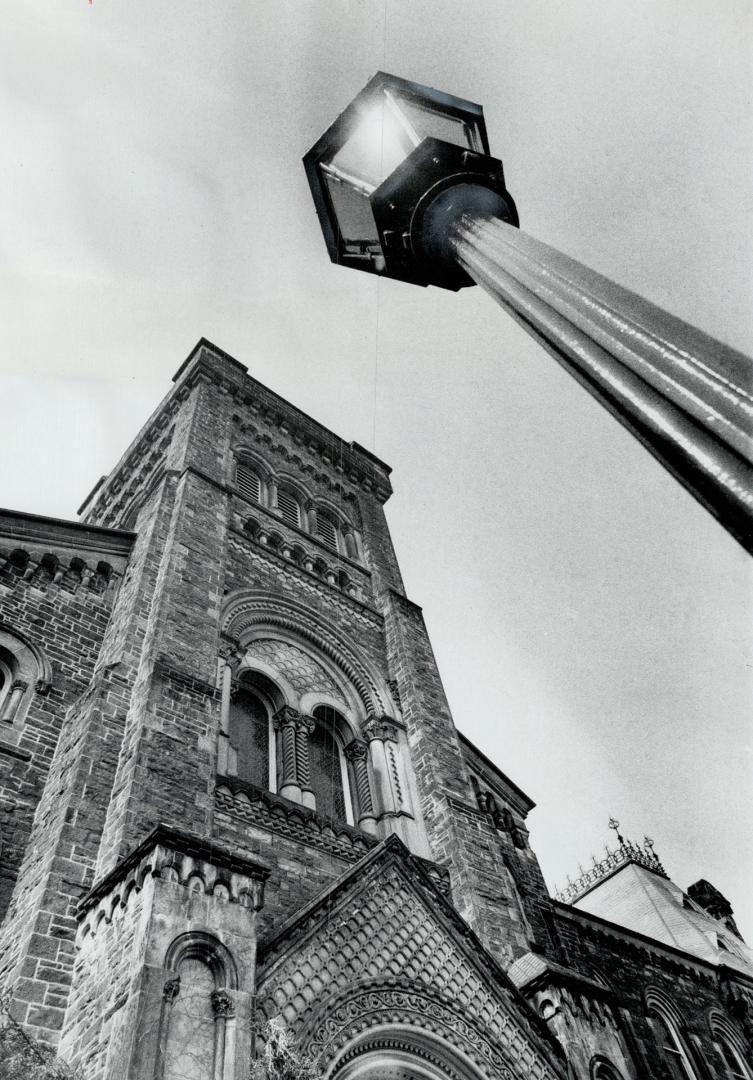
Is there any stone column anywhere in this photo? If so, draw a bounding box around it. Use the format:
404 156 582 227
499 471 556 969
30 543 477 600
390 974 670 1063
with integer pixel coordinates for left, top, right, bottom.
274 706 303 804
211 989 235 1080
345 738 377 835
365 715 407 838
0 679 27 726
154 976 181 1080
216 659 234 774
295 715 317 810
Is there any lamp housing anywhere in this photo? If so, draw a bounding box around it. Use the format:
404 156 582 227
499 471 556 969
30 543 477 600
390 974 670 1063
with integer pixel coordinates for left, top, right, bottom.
304 72 518 290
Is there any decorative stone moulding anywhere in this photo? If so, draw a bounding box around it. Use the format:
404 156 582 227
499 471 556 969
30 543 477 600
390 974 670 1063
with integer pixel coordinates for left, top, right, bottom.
220 591 389 716
300 980 557 1080
215 777 376 859
77 825 270 941
236 515 366 600
232 413 392 503
81 425 174 525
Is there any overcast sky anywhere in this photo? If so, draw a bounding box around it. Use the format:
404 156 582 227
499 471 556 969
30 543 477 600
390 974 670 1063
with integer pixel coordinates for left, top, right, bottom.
2 0 752 936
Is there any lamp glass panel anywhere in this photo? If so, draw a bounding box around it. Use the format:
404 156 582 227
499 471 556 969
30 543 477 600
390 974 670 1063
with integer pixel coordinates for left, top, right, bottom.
391 94 484 152
324 175 381 254
330 95 417 189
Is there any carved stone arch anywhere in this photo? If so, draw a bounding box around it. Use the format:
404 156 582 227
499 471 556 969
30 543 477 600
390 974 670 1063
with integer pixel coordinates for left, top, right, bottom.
315 495 353 530
707 1008 752 1078
275 468 314 508
328 1025 489 1080
0 623 52 736
235 663 293 710
589 1055 626 1080
164 930 238 989
0 622 52 692
239 629 352 715
221 591 389 717
644 985 686 1030
158 931 239 1080
232 444 275 483
295 979 544 1080
300 694 358 742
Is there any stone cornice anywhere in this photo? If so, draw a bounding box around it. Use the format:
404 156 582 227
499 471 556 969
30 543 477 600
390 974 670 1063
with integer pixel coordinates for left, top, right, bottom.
457 732 536 817
174 339 393 500
78 824 270 922
0 508 134 562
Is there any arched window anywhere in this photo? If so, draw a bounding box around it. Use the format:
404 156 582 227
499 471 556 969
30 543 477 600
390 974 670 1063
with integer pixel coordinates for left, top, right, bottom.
591 1057 625 1080
709 1013 752 1080
277 487 302 528
309 705 352 824
235 460 262 504
228 685 271 789
647 996 700 1080
160 932 237 1080
0 626 51 737
718 1040 751 1080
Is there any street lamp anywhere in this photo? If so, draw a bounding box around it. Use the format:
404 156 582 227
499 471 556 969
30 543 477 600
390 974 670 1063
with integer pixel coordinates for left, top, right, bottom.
304 72 753 555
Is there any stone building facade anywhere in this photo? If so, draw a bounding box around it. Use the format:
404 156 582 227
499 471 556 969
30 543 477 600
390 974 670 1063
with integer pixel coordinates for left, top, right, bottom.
0 338 750 1080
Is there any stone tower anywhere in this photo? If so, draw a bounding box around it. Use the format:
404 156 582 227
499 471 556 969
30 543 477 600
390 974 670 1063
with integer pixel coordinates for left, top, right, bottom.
1 339 751 1080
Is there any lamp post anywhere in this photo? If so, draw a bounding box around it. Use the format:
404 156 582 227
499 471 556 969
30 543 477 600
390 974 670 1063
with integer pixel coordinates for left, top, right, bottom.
304 72 753 555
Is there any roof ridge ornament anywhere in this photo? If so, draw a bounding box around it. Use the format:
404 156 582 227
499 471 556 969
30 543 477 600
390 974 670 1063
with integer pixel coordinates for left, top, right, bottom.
555 820 668 905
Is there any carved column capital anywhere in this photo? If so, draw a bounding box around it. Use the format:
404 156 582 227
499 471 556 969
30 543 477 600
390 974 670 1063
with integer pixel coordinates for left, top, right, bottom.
273 705 301 731
344 738 368 763
364 715 398 743
211 989 235 1019
163 976 181 1002
219 636 244 665
296 714 316 735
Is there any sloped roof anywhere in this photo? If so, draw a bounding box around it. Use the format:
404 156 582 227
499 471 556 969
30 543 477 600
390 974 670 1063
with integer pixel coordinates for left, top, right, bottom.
573 861 753 975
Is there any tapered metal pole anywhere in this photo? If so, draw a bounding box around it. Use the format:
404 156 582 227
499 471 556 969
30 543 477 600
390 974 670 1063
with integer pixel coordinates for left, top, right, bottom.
450 214 753 555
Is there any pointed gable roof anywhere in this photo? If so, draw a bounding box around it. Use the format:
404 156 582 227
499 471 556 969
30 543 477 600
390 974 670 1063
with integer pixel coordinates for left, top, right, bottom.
256 835 566 1080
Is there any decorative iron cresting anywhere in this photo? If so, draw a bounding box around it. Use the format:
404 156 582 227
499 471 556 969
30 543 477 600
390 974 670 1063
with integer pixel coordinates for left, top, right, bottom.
555 820 667 905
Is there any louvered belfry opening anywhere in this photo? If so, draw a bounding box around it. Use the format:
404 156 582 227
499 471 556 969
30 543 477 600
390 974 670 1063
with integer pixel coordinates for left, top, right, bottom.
236 461 261 504
277 488 301 528
316 513 338 551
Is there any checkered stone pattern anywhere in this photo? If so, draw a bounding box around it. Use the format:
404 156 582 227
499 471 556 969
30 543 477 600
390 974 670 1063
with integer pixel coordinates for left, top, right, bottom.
244 639 346 703
256 862 560 1080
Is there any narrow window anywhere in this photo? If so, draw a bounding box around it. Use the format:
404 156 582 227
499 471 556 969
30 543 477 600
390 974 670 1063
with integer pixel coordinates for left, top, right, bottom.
163 958 216 1080
316 513 338 551
718 1039 750 1080
236 462 261 504
309 706 350 822
0 659 10 717
650 1011 699 1080
229 688 270 789
277 489 301 528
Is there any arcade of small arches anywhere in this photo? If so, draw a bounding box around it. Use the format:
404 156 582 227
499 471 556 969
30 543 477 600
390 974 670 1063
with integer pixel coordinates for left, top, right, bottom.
233 452 363 563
